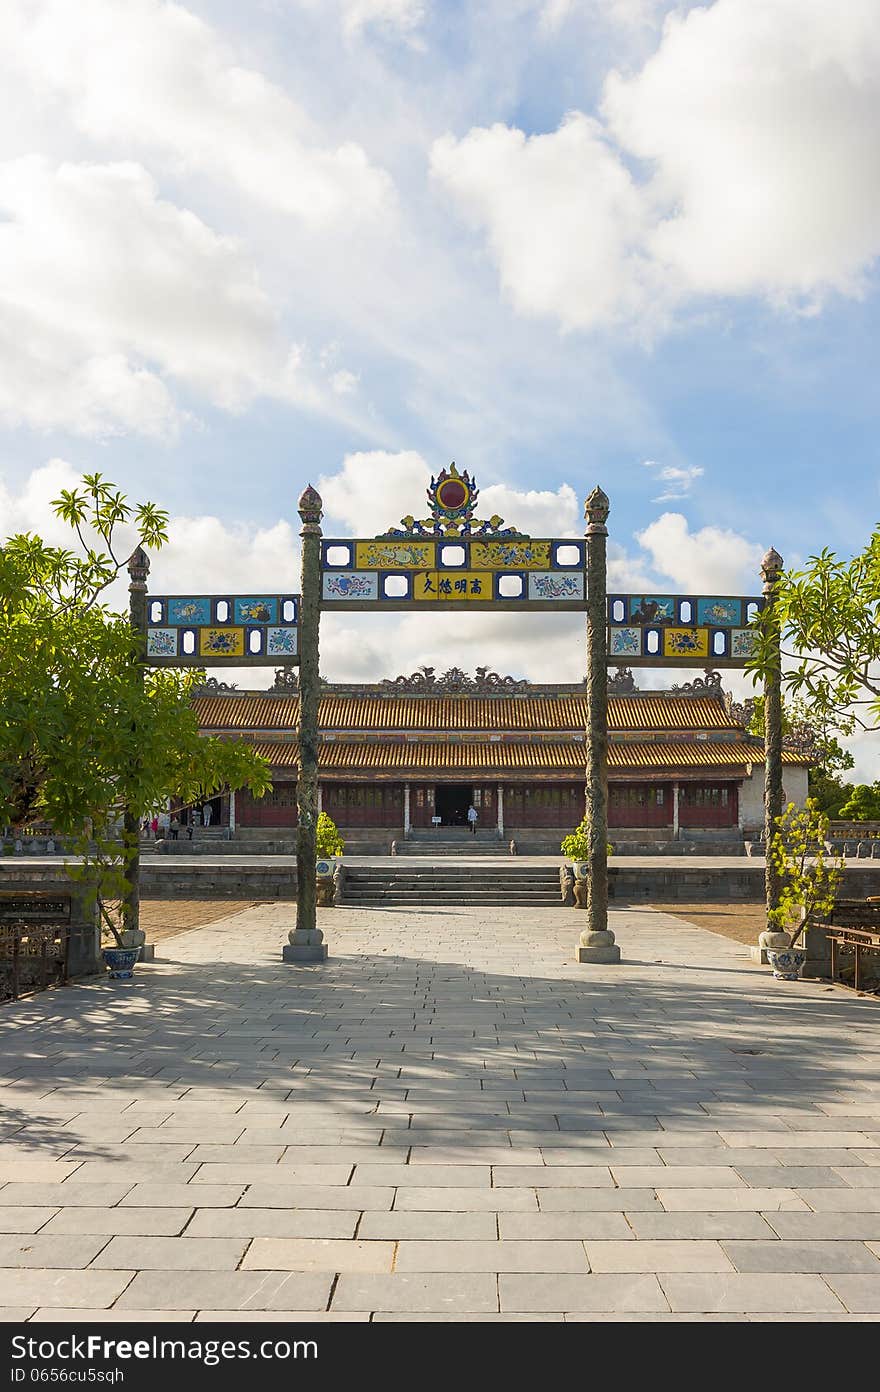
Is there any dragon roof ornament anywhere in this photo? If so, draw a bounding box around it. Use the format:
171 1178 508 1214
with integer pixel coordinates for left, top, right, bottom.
380 463 528 539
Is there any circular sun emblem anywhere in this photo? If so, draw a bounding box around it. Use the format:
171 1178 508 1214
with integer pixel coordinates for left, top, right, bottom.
436 475 469 513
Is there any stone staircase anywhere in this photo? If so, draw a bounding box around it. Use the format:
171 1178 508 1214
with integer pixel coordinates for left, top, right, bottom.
395 828 510 856
342 861 562 907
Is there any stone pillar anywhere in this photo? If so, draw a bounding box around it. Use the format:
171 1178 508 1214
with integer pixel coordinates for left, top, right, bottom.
497 784 504 838
317 785 323 815
229 788 236 834
672 781 680 840
403 783 411 837
284 485 327 964
756 546 788 959
578 487 620 964
122 546 150 935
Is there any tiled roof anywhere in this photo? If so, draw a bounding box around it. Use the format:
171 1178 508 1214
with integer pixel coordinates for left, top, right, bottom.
193 692 740 734
247 739 804 776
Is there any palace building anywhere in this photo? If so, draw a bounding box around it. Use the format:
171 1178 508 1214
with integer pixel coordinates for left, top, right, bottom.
190 666 809 853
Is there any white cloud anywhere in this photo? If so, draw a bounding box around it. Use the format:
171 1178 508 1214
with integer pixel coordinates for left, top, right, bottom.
434 0 880 331
635 512 765 592
0 158 366 437
0 0 393 229
641 458 704 501
431 115 659 332
339 0 426 40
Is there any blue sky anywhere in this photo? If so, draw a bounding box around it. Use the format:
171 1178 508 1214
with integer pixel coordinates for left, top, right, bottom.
0 0 878 768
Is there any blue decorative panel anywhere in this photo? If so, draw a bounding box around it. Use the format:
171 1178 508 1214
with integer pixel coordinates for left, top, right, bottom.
146 628 178 657
266 626 299 656
234 597 278 624
608 626 642 657
322 571 379 601
628 596 675 624
527 572 585 601
730 628 759 658
697 597 742 626
167 597 212 626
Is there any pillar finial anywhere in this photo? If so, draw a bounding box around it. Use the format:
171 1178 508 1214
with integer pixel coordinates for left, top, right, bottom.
298 484 323 524
584 486 610 530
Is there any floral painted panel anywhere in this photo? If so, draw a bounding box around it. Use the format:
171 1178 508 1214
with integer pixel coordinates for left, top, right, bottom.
471 540 552 570
167 597 212 626
234 597 278 624
697 597 742 627
322 571 378 600
663 627 709 657
527 572 585 601
146 628 178 657
730 628 759 657
628 595 675 624
355 541 435 569
609 626 642 657
266 626 299 655
199 627 245 657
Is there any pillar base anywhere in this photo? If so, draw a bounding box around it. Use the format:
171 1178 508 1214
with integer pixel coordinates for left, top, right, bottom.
283 943 328 963
577 929 621 964
139 943 156 963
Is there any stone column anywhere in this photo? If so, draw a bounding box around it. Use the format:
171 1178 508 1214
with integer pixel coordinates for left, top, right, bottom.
284 485 327 963
672 780 680 840
317 785 323 815
403 783 411 837
229 788 236 834
497 784 504 838
756 546 788 959
578 487 620 964
122 547 150 936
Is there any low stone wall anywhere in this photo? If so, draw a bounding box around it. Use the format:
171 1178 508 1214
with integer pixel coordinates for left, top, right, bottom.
140 863 297 899
0 866 101 977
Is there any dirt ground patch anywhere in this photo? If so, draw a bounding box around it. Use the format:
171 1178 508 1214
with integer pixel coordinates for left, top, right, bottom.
136 900 266 944
649 901 765 947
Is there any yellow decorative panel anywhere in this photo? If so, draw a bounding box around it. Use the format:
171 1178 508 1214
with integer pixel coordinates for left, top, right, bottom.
199 627 245 657
355 541 436 569
413 571 492 601
663 627 709 658
470 540 552 569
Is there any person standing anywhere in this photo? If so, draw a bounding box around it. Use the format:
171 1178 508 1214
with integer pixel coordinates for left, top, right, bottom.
151 814 159 838
170 815 180 840
203 801 213 828
467 803 478 836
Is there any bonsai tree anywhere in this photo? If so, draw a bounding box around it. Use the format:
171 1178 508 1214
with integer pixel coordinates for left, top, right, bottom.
316 811 344 858
767 799 843 945
560 814 612 860
0 473 272 946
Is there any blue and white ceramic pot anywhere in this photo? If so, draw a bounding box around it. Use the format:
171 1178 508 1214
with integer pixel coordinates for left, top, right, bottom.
767 947 807 981
102 948 140 980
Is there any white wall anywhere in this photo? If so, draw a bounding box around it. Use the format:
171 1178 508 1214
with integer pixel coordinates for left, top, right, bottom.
740 765 809 832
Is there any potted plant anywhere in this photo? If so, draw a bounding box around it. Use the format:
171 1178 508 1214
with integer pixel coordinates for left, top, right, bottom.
762 800 843 980
560 817 612 907
315 812 344 906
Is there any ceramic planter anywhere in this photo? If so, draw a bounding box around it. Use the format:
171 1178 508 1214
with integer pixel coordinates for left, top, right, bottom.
102 947 139 980
767 946 807 981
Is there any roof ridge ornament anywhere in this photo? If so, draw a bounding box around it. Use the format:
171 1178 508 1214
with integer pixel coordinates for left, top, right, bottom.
380 665 529 693
669 668 725 697
380 463 529 539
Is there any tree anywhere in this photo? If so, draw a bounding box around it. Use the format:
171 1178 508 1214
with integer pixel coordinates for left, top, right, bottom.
767 800 843 943
836 784 880 823
0 473 272 942
743 693 854 783
316 812 344 858
749 533 880 731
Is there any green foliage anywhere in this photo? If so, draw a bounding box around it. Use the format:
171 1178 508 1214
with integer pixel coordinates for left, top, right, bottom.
836 784 880 822
316 811 344 857
746 694 854 779
560 815 612 860
809 771 855 820
747 534 880 731
767 799 843 942
0 473 272 942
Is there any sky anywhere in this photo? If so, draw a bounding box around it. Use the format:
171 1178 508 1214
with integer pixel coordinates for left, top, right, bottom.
1 0 879 772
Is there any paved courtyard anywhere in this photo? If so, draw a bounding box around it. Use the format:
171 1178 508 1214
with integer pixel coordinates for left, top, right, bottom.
1 903 879 1322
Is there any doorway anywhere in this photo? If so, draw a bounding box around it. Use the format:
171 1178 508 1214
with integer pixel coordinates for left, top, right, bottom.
434 783 472 827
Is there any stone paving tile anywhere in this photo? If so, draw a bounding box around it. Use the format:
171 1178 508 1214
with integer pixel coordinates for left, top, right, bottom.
42 1209 194 1236
625 1213 776 1240
358 1212 497 1240
735 1166 851 1188
0 1235 108 1268
191 1163 353 1186
332 1273 498 1314
188 1209 359 1239
116 1270 333 1312
64 1162 199 1184
499 1273 668 1313
395 1240 589 1273
194 1311 370 1323
721 1240 880 1273
0 1184 134 1207
119 1184 245 1208
29 1310 196 1323
659 1273 844 1313
824 1275 880 1308
657 1189 810 1212
0 1269 133 1309
584 1240 733 1272
0 1208 58 1234
797 1191 880 1212
241 1185 394 1211
352 1164 491 1187
0 1309 37 1321
0 1162 81 1183
612 1166 745 1189
765 1213 880 1240
498 1213 633 1240
243 1238 395 1272
92 1237 249 1270
537 1189 662 1212
393 1188 537 1211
